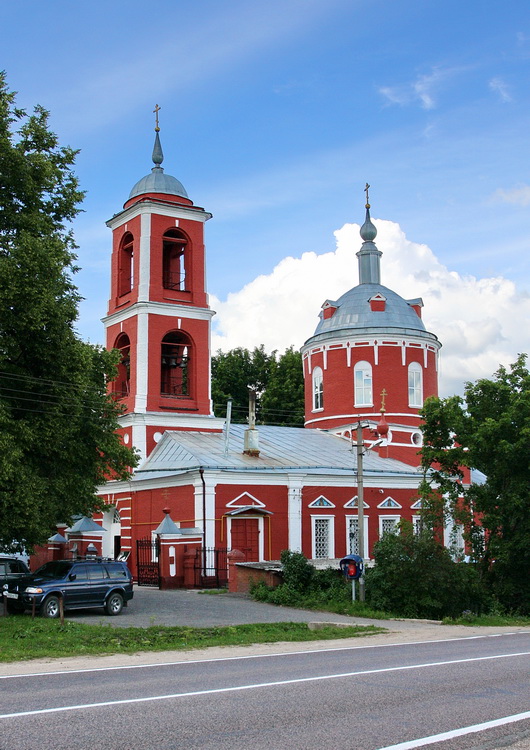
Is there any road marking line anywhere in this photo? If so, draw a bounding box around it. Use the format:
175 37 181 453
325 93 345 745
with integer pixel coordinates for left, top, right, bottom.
1 632 525 680
1 650 529 719
377 711 530 749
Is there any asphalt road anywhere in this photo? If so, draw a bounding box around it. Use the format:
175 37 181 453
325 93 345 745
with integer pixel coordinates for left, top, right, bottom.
1 632 529 750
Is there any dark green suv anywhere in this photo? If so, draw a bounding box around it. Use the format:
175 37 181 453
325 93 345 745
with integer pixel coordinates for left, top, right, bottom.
2 559 133 618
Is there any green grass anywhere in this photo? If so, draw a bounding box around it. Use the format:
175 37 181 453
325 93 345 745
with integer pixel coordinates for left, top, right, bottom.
0 619 386 663
442 613 530 627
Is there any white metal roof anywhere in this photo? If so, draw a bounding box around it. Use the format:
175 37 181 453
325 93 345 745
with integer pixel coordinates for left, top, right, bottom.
134 424 420 478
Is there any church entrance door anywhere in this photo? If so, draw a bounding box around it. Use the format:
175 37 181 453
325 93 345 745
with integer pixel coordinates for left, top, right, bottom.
230 518 259 561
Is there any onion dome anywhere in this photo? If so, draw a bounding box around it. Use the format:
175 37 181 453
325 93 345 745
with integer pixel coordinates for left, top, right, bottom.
305 185 439 348
128 111 189 201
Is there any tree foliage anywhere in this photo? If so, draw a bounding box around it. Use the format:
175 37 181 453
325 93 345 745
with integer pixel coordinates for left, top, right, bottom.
365 521 489 619
419 355 530 613
0 73 136 551
211 345 304 426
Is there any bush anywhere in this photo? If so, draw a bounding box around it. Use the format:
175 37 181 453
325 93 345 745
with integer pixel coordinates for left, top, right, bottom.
365 521 491 619
279 550 314 592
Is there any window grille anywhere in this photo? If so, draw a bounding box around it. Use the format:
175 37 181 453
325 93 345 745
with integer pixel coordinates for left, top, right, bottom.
381 517 399 536
314 518 330 558
348 518 359 555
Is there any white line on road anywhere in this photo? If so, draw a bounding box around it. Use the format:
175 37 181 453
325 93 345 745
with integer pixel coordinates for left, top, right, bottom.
1 650 528 719
377 711 530 749
0 632 524 680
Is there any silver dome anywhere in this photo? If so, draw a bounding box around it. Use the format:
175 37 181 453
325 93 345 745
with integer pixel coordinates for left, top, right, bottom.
128 166 189 201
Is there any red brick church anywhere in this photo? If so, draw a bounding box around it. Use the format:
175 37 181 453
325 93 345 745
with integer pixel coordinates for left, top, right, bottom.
63 124 465 584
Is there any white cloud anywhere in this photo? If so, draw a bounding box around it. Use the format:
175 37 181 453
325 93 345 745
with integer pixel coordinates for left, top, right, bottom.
489 77 512 102
211 219 530 397
378 67 463 110
492 183 530 206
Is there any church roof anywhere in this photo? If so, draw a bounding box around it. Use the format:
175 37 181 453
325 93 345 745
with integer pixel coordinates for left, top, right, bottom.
128 129 189 201
308 282 432 343
133 424 420 479
305 189 439 347
129 168 189 201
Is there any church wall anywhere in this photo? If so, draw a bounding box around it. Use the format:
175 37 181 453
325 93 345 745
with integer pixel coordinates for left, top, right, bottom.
301 484 420 558
214 483 289 559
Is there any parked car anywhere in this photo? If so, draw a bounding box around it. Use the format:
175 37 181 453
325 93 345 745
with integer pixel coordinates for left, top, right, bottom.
2 559 133 618
0 557 32 613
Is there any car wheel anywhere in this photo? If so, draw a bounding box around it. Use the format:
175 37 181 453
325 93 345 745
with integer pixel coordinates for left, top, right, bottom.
41 595 61 619
105 592 123 616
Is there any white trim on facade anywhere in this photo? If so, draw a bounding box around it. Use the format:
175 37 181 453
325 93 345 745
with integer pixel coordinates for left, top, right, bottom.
138 213 151 303
135 311 149 414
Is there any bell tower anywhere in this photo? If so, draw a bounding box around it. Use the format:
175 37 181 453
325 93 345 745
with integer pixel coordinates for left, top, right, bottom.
103 109 223 461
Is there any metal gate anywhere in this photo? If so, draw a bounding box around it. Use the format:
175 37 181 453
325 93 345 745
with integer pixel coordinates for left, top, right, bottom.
136 537 160 587
193 547 228 588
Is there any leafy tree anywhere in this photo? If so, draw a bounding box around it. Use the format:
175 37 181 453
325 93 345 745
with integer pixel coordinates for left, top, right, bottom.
0 73 136 551
419 355 530 613
211 345 304 426
261 346 304 426
365 521 489 618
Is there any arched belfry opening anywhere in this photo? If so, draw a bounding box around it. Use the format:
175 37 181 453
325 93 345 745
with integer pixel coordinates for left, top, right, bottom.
114 333 131 397
118 232 134 296
162 228 188 291
161 331 191 398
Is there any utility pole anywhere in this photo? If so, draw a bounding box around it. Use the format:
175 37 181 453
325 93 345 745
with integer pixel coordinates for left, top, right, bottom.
356 421 366 602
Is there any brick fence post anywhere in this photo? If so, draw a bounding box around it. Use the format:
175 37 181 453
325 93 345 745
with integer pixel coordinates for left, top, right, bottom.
227 549 245 593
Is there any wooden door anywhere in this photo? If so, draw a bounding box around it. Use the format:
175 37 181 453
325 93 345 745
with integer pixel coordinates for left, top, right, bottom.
230 518 259 561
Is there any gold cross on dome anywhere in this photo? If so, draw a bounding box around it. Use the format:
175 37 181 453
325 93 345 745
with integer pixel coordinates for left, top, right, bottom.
380 388 387 412
364 182 370 208
153 104 161 132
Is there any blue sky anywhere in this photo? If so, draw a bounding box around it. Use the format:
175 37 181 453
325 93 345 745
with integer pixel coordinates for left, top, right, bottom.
2 0 530 395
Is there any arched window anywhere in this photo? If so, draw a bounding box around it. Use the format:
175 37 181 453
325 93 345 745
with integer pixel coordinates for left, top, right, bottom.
118 233 134 296
113 333 130 397
163 229 187 291
408 362 423 407
312 366 323 410
161 332 191 397
354 361 372 406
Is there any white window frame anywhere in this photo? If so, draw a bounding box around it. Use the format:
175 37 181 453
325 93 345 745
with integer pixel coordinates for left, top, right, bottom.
408 362 423 407
345 514 369 558
311 515 335 559
312 366 324 411
379 515 400 539
354 361 373 406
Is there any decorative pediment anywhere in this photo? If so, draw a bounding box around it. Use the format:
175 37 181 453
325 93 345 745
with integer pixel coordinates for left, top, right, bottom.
369 293 386 312
226 492 265 508
344 496 369 509
321 299 338 319
308 495 335 508
411 499 423 509
377 496 402 509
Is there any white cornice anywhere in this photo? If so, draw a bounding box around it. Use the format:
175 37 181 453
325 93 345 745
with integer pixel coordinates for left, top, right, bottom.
302 332 440 356
118 411 225 430
102 300 216 327
106 201 212 230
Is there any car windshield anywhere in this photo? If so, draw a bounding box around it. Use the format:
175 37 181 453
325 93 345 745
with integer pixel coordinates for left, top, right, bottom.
34 561 73 579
